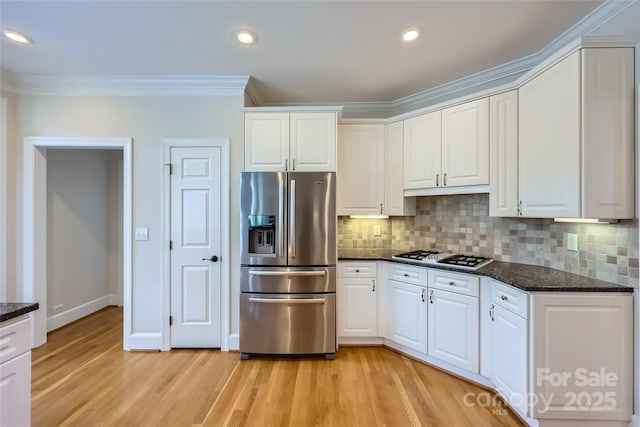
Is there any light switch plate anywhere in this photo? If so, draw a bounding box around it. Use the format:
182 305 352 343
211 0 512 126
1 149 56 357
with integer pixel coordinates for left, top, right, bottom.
566 233 578 252
373 225 381 237
135 227 149 241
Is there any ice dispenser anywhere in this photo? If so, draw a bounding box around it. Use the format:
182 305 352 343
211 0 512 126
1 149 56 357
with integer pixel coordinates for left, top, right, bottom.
247 215 276 255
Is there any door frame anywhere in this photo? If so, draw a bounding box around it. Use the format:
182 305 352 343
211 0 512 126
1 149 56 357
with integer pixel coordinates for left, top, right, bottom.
161 138 230 351
23 137 132 348
0 98 7 301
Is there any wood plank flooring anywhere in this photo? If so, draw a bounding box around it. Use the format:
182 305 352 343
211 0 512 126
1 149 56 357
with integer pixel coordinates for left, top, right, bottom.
32 307 525 427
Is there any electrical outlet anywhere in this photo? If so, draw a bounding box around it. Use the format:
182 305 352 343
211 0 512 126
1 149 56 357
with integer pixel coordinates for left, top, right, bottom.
373 225 381 237
566 233 578 252
52 304 64 314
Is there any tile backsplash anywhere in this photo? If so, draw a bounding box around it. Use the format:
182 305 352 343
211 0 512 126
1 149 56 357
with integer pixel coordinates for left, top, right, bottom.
338 194 639 287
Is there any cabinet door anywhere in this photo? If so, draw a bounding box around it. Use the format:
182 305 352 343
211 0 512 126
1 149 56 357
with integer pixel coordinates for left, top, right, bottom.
441 98 489 187
385 122 415 216
489 91 519 217
530 293 632 420
427 289 479 373
403 111 441 189
519 51 580 218
290 112 336 172
582 48 635 219
245 112 290 172
338 277 378 337
490 304 527 416
388 279 427 354
0 351 31 427
337 124 385 215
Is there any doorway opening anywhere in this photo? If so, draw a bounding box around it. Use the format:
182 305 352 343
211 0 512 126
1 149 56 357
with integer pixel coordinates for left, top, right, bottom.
23 137 132 348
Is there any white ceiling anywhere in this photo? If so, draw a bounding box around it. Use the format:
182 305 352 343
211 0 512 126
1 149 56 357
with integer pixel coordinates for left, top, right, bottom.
0 1 605 106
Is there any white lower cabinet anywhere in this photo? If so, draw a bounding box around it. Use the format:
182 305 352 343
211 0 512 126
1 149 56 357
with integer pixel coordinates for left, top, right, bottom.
0 316 32 427
490 303 528 416
337 262 378 340
427 288 479 373
387 279 428 354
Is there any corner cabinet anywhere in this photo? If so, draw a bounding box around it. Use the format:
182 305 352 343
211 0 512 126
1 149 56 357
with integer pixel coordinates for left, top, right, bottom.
244 108 340 172
518 48 634 219
337 121 415 216
337 124 385 216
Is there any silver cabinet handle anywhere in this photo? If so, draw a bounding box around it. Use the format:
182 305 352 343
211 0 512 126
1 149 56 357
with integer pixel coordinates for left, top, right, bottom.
285 158 289 171
372 279 376 292
379 203 383 214
490 304 495 321
500 295 508 301
278 178 285 258
248 270 326 277
448 281 455 286
292 159 296 171
518 200 523 216
421 288 426 302
429 290 434 304
290 179 296 258
436 174 439 187
443 173 447 186
403 273 409 277
248 297 325 304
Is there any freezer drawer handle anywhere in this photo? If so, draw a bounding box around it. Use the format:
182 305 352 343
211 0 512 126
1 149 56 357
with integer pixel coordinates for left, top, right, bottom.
248 297 326 304
248 270 326 277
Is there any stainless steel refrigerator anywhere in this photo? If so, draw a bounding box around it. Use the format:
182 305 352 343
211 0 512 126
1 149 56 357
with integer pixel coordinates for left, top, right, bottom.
239 171 336 359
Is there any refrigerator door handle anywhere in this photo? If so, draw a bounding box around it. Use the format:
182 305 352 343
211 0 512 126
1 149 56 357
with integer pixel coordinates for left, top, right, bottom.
248 297 326 304
290 179 296 258
278 178 285 258
248 270 326 277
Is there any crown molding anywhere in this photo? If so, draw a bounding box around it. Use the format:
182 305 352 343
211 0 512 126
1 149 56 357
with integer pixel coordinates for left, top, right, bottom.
7 74 250 97
243 76 263 106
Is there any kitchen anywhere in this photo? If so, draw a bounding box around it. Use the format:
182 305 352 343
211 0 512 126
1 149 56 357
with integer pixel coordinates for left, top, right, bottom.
0 1 639 426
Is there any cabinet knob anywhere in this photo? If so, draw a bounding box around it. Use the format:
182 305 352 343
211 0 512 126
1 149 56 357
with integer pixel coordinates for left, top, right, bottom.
355 269 360 273
500 295 508 301
403 273 409 277
448 281 455 286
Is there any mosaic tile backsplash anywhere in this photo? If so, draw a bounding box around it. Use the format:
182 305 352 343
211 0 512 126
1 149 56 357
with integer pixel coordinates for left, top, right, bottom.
338 194 639 287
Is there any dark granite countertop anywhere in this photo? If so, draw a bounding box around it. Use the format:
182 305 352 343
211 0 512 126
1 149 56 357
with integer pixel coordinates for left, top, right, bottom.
0 303 39 323
338 250 634 293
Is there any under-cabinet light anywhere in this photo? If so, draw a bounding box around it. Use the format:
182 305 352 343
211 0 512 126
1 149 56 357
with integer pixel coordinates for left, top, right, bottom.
349 215 389 219
553 218 618 224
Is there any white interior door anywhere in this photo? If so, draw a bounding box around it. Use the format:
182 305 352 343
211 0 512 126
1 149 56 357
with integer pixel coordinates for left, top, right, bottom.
170 146 221 348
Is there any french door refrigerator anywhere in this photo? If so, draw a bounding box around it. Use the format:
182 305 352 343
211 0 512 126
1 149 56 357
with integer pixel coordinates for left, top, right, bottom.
240 171 336 359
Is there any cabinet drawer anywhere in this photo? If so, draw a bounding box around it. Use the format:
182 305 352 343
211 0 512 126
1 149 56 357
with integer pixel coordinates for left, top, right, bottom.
428 269 479 297
491 281 528 318
338 262 377 278
387 263 427 286
0 316 31 365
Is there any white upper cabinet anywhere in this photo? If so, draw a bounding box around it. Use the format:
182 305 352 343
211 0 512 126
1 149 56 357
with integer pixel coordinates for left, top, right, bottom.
245 109 338 172
489 90 519 217
337 124 385 216
441 98 489 187
384 122 415 216
403 111 441 189
403 99 489 195
518 48 634 219
337 122 415 216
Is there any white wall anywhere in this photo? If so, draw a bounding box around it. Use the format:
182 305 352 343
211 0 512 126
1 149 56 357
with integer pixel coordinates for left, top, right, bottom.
46 149 116 328
13 95 244 348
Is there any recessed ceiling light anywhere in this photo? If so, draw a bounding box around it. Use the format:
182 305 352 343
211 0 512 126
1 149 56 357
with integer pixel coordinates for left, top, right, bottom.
401 28 420 42
237 30 257 45
2 29 34 45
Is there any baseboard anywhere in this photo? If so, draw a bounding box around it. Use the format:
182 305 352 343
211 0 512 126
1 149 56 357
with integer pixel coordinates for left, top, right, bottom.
47 295 110 331
108 293 122 306
229 333 239 351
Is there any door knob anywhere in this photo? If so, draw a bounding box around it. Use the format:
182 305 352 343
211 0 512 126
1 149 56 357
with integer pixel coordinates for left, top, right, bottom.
202 255 219 262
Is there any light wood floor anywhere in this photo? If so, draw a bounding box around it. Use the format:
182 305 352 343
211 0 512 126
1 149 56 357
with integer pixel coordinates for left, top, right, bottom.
32 307 525 427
